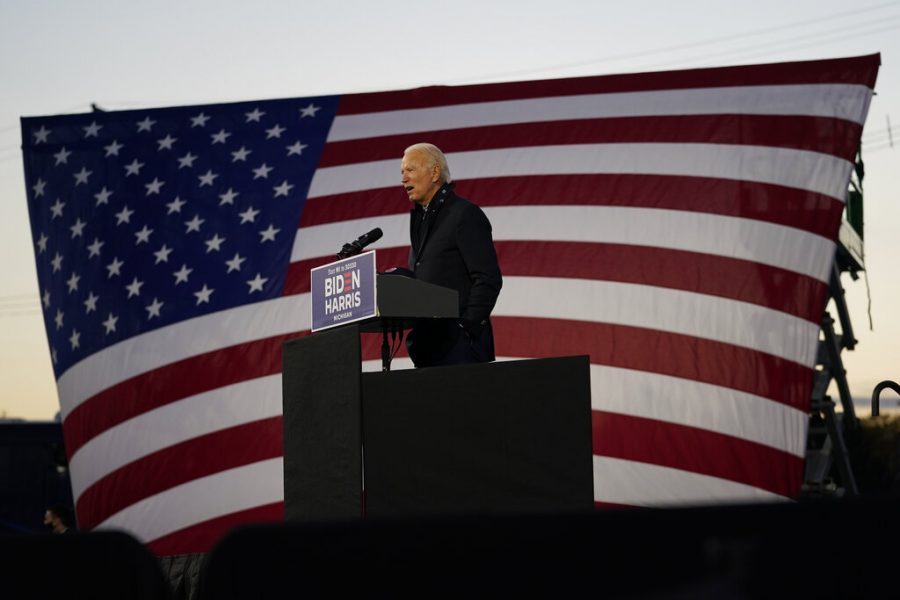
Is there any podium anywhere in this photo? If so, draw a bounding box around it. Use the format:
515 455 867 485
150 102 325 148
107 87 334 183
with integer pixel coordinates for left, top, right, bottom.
283 252 594 521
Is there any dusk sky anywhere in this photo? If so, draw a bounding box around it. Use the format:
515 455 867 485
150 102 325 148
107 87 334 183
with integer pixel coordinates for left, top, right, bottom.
2 0 899 419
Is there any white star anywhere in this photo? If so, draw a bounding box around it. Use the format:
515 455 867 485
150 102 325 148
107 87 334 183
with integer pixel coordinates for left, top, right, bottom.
184 214 204 233
198 170 218 187
42 289 50 309
125 276 144 298
54 309 64 329
66 272 80 293
166 196 186 214
286 141 308 156
69 218 86 238
94 187 113 205
124 159 145 176
245 108 265 122
205 233 225 253
53 147 71 165
83 121 102 138
145 177 165 195
259 224 280 242
253 163 273 179
225 252 245 273
173 264 193 285
145 298 164 319
50 199 65 219
238 206 260 224
33 126 51 143
102 313 118 334
231 147 252 162
211 129 231 144
157 134 177 150
300 103 320 118
84 292 98 314
265 124 286 139
134 225 153 244
106 257 124 278
194 284 214 305
136 116 156 132
37 233 48 254
50 253 63 272
69 329 81 349
51 347 58 364
73 167 92 185
247 272 268 293
219 188 239 205
153 244 173 264
191 112 211 127
87 238 104 257
32 178 47 197
177 152 198 169
104 140 123 157
273 180 294 197
115 206 134 225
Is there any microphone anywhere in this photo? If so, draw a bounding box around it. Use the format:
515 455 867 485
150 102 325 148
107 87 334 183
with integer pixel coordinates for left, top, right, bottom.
336 227 383 259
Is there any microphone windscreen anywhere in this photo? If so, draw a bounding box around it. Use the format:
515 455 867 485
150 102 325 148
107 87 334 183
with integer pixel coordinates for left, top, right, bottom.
366 227 383 243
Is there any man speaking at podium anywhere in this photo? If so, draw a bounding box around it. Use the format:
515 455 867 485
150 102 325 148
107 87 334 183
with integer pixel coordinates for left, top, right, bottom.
400 143 502 368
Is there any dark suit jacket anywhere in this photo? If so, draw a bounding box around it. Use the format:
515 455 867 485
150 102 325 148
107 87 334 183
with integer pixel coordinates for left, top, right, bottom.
406 183 502 366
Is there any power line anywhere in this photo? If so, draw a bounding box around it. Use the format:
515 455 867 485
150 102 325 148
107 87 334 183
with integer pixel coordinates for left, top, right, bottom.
444 0 900 83
636 18 900 72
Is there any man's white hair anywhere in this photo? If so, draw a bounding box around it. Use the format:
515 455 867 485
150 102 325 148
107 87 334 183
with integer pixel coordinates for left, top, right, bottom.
404 143 452 183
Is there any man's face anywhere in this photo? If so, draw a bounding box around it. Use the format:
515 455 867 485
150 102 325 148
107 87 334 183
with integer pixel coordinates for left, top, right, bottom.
43 510 57 531
400 150 441 206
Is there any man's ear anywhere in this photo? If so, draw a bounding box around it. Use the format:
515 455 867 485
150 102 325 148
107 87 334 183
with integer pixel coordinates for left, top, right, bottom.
432 164 441 182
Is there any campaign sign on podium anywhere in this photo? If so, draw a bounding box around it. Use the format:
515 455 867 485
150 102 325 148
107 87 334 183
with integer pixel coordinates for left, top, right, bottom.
310 250 377 332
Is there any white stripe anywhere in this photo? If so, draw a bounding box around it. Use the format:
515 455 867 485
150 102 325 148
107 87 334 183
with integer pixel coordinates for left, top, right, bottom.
365 358 805 455
593 456 789 506
495 277 819 366
588 364 807 456
309 144 852 201
69 375 282 501
366 357 805 455
292 205 837 283
95 458 284 543
328 84 872 141
59 270 816 414
57 294 311 418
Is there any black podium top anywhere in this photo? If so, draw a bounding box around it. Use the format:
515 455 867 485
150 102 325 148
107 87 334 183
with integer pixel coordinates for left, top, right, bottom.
357 274 458 333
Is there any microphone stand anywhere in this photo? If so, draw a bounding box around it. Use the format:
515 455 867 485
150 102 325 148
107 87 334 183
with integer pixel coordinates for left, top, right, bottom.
381 321 391 372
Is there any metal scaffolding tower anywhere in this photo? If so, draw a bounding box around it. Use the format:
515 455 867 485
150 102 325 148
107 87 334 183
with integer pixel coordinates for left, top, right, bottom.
802 154 866 498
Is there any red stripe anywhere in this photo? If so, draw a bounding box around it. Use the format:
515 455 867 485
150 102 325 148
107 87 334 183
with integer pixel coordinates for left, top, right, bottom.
76 417 283 529
319 115 862 166
146 502 284 556
65 315 811 460
336 54 879 114
300 174 844 241
63 332 306 457
287 241 828 323
494 241 828 323
491 316 812 412
592 411 803 498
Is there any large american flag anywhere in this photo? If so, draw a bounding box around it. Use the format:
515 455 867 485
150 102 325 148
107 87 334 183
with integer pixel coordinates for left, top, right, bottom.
22 54 879 555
